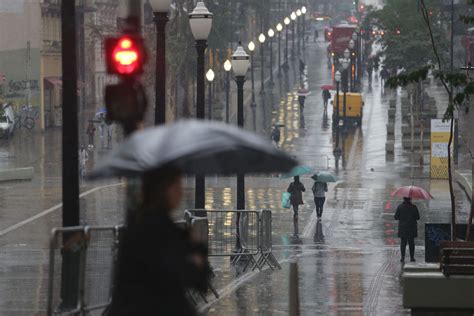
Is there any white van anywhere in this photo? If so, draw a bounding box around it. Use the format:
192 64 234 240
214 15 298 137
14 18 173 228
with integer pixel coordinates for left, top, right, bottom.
0 104 15 139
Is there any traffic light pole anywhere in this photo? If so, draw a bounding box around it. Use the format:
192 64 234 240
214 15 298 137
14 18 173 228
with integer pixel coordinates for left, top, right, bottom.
60 0 80 309
154 12 168 125
195 40 207 209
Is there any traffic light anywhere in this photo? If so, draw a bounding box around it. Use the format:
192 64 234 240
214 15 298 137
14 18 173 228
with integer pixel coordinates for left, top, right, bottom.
106 35 146 76
104 33 148 134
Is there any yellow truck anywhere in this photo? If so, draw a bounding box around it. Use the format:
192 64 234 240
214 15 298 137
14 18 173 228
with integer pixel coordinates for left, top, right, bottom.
332 92 364 126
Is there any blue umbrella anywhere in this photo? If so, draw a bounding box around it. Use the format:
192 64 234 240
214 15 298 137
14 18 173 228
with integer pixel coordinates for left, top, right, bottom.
280 165 314 179
95 107 107 117
311 171 337 183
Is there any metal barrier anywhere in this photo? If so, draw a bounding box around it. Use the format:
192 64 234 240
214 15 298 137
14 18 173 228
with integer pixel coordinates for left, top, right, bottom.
47 225 123 316
256 210 281 270
185 209 281 271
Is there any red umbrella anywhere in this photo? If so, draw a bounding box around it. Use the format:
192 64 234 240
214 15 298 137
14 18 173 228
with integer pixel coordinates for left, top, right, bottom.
321 85 334 90
297 88 312 96
391 185 434 200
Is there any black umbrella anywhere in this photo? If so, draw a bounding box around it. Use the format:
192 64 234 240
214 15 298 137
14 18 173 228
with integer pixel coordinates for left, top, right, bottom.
89 120 297 178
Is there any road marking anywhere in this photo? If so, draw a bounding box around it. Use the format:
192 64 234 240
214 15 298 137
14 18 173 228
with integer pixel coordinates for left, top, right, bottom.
346 127 360 170
0 182 124 237
301 208 317 237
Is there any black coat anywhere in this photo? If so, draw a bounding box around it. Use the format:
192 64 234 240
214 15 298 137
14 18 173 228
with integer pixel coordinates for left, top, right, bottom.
287 182 306 206
394 201 420 238
106 211 210 315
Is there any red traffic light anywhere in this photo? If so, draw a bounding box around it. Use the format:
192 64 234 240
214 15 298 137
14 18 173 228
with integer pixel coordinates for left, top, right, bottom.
106 35 146 76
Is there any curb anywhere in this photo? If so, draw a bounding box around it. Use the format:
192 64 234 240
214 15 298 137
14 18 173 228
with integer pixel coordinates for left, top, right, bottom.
455 170 472 202
0 167 34 182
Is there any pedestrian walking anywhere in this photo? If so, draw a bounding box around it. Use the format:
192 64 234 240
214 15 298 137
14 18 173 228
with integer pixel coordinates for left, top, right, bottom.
394 197 420 263
298 94 306 111
106 167 211 316
314 29 319 42
86 121 96 149
312 179 328 219
287 176 306 218
271 125 281 148
79 146 88 180
322 89 331 112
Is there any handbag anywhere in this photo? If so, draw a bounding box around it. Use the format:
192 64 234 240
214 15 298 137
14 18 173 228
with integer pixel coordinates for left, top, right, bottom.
281 192 291 209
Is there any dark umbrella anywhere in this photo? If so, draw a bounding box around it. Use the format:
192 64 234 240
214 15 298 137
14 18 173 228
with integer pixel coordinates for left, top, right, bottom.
88 120 297 178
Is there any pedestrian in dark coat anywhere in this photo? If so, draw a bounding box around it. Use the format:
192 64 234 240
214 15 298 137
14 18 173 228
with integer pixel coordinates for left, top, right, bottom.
287 176 305 218
394 197 420 262
106 168 211 316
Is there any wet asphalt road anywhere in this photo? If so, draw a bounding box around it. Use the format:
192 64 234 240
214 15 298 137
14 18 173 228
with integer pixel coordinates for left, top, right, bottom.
0 38 471 314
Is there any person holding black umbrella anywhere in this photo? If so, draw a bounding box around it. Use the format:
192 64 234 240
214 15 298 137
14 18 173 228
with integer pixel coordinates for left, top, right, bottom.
106 167 211 315
395 197 420 263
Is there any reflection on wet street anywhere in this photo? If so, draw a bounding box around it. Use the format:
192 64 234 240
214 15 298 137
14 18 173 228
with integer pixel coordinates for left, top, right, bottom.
201 39 470 315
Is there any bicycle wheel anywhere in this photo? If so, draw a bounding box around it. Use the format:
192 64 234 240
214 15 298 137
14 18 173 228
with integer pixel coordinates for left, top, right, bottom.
24 117 35 130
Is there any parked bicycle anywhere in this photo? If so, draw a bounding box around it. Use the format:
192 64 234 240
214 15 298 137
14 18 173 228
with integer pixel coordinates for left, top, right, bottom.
13 105 39 131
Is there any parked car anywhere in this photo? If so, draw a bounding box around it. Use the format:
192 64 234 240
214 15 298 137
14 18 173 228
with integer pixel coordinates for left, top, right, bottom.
0 104 15 139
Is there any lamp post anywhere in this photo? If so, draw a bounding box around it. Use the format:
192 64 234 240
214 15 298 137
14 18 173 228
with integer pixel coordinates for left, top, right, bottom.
352 31 360 88
284 17 290 69
268 28 275 87
290 12 296 60
334 70 342 171
189 1 213 209
231 43 250 213
348 39 355 92
341 54 350 125
296 9 301 59
335 70 341 126
259 33 266 94
248 41 256 109
276 23 283 77
150 0 172 125
301 6 307 51
223 59 232 123
206 69 215 119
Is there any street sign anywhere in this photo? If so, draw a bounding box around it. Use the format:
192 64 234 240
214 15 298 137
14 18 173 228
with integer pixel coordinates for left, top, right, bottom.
430 119 451 180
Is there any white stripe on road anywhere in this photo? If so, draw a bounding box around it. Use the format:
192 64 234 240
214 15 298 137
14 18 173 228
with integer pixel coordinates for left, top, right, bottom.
346 127 360 170
0 182 124 237
302 207 317 238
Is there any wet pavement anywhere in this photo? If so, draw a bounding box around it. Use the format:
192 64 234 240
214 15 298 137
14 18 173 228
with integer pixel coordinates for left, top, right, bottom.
0 38 472 315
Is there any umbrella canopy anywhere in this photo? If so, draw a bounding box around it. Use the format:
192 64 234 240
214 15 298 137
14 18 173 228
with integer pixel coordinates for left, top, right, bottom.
311 171 337 183
297 88 311 97
89 120 297 179
391 185 434 200
321 85 334 90
95 107 107 117
280 166 314 179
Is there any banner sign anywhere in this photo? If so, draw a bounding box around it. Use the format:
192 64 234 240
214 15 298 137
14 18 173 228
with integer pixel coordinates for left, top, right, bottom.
430 119 451 179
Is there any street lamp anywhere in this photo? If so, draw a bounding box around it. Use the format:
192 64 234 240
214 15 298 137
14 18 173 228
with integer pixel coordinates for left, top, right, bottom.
334 70 342 169
348 40 355 91
268 28 275 87
206 69 215 120
291 12 296 60
231 43 250 212
296 9 302 59
335 71 341 126
223 59 232 123
248 41 256 109
284 17 290 68
189 1 213 209
150 0 172 125
276 23 283 77
341 58 350 124
301 6 307 50
259 33 266 94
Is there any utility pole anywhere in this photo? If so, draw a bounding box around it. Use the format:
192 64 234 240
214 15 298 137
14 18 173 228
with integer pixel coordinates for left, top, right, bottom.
60 0 80 310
